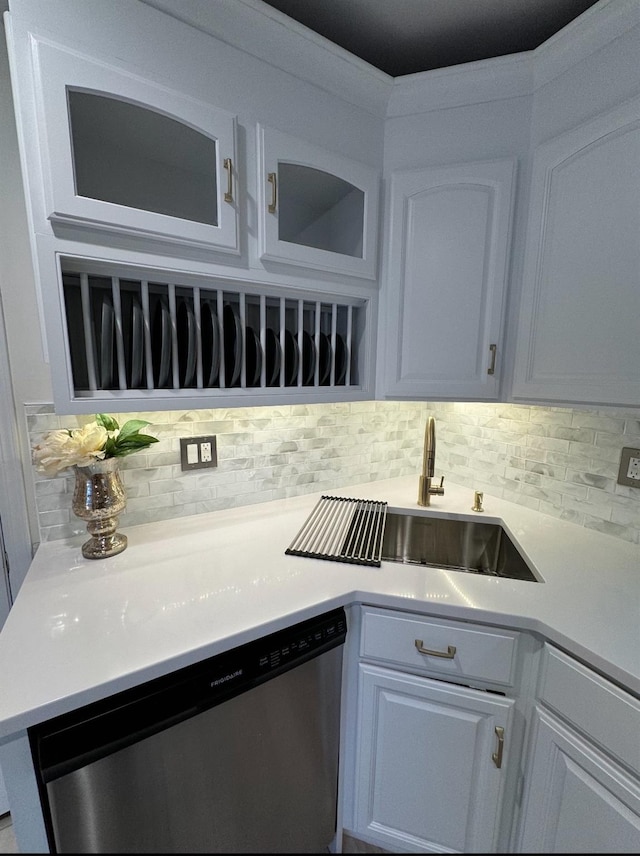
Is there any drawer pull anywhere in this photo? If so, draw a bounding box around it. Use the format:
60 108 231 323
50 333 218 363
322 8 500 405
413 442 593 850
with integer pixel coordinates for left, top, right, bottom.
492 726 505 768
414 639 457 659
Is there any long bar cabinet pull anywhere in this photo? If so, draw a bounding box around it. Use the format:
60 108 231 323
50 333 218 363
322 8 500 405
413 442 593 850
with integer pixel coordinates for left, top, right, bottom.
268 171 277 213
492 726 505 768
414 640 456 659
487 343 497 375
223 157 234 202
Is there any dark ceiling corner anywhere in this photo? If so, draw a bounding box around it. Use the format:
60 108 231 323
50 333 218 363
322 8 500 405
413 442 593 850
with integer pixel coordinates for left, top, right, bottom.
260 0 601 77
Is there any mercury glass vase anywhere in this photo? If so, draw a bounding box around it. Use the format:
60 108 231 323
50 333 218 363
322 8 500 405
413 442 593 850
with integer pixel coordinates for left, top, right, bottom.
72 457 127 559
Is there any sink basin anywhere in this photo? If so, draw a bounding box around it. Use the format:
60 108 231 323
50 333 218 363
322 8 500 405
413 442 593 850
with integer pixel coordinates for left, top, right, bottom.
381 512 540 582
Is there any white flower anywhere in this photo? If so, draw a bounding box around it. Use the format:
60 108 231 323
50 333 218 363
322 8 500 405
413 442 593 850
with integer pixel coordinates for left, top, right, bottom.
32 423 108 476
32 414 158 477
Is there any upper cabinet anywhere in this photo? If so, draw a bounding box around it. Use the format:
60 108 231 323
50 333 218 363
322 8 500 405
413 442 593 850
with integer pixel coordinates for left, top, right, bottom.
27 37 239 254
50 255 369 413
512 95 640 407
257 126 380 280
380 158 516 400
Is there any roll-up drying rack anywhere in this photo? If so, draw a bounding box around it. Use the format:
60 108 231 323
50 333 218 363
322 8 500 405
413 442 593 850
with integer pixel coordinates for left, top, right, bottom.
286 496 388 567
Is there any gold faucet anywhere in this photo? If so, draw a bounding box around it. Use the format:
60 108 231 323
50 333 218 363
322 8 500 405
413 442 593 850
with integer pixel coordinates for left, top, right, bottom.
418 417 445 507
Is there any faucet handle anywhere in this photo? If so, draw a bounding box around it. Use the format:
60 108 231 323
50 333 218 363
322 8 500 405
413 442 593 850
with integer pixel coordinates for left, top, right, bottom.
430 475 445 496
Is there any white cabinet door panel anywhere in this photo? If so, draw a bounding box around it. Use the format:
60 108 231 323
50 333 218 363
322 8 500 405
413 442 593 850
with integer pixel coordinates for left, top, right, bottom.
354 664 514 853
382 159 515 400
28 36 238 253
258 125 379 281
513 96 640 406
518 708 640 853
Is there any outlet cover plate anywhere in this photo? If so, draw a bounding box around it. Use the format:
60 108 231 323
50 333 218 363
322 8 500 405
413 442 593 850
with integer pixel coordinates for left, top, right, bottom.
180 436 218 471
617 447 640 488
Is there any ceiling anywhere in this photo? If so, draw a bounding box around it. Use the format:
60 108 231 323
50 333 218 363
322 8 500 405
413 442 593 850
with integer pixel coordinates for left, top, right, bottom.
259 0 601 77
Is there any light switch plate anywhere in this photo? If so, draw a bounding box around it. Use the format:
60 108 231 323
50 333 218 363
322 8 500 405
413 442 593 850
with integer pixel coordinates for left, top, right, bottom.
617 447 640 488
180 436 218 471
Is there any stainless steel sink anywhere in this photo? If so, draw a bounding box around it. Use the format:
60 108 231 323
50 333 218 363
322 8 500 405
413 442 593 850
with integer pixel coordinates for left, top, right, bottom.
381 512 540 582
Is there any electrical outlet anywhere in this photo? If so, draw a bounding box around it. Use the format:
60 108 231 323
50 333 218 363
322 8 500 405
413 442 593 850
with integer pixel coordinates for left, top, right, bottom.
180 436 217 471
617 447 640 488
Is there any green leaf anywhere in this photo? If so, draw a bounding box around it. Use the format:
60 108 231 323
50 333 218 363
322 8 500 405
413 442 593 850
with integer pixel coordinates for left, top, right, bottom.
96 413 119 432
120 434 157 448
110 433 159 457
103 436 119 457
118 419 151 439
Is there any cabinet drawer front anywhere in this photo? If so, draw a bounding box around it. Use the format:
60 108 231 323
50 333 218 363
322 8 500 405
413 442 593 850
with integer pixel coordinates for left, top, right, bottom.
538 644 640 775
360 607 519 686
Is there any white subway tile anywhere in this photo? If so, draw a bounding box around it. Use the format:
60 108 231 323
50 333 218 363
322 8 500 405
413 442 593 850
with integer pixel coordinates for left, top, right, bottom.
27 401 639 548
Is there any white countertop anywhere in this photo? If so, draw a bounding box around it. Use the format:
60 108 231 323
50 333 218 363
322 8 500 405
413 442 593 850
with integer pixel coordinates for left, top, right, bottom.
0 476 638 738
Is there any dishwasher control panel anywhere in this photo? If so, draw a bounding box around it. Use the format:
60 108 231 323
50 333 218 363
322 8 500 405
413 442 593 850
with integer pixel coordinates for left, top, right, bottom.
260 610 347 673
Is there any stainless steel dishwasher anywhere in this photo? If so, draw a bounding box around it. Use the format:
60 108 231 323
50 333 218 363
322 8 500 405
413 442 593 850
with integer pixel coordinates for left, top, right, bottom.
29 608 347 854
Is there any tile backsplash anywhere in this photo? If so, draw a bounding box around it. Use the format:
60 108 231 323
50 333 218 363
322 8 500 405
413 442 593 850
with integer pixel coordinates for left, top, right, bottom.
26 401 640 546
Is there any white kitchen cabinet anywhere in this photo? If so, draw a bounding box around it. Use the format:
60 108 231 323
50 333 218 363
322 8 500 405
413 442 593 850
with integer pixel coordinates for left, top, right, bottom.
380 158 516 401
512 95 640 407
345 607 519 853
352 665 514 853
257 125 380 280
4 9 379 415
515 645 640 852
49 256 368 413
516 708 640 853
22 36 239 255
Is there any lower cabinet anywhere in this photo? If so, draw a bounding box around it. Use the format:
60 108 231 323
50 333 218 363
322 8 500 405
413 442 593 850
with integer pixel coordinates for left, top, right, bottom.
516 707 640 853
341 614 639 855
352 664 514 853
515 644 640 853
344 607 521 853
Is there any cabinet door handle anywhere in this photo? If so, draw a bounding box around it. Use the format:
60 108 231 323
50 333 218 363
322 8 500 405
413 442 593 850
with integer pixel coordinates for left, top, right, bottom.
268 171 277 213
414 639 457 659
487 343 497 375
223 157 234 203
492 726 505 768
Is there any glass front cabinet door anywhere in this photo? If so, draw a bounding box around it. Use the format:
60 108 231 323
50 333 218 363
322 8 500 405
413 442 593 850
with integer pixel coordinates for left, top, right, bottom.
258 125 379 280
27 37 238 254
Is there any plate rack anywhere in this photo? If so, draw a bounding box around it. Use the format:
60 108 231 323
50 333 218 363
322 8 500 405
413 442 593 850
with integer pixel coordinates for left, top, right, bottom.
60 260 366 402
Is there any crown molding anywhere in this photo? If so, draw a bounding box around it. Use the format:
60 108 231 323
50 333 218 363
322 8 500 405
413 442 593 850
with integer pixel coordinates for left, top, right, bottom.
138 0 393 118
533 0 640 90
387 52 533 118
129 0 640 123
387 0 639 118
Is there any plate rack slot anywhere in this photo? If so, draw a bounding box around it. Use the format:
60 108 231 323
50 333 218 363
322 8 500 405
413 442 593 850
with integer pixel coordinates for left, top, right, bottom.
61 261 364 400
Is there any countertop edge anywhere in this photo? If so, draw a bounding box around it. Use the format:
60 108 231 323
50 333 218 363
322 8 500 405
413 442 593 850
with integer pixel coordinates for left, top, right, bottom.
0 476 638 739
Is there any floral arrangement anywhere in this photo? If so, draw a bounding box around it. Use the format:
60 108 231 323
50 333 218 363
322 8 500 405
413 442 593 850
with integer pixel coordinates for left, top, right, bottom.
32 413 158 476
